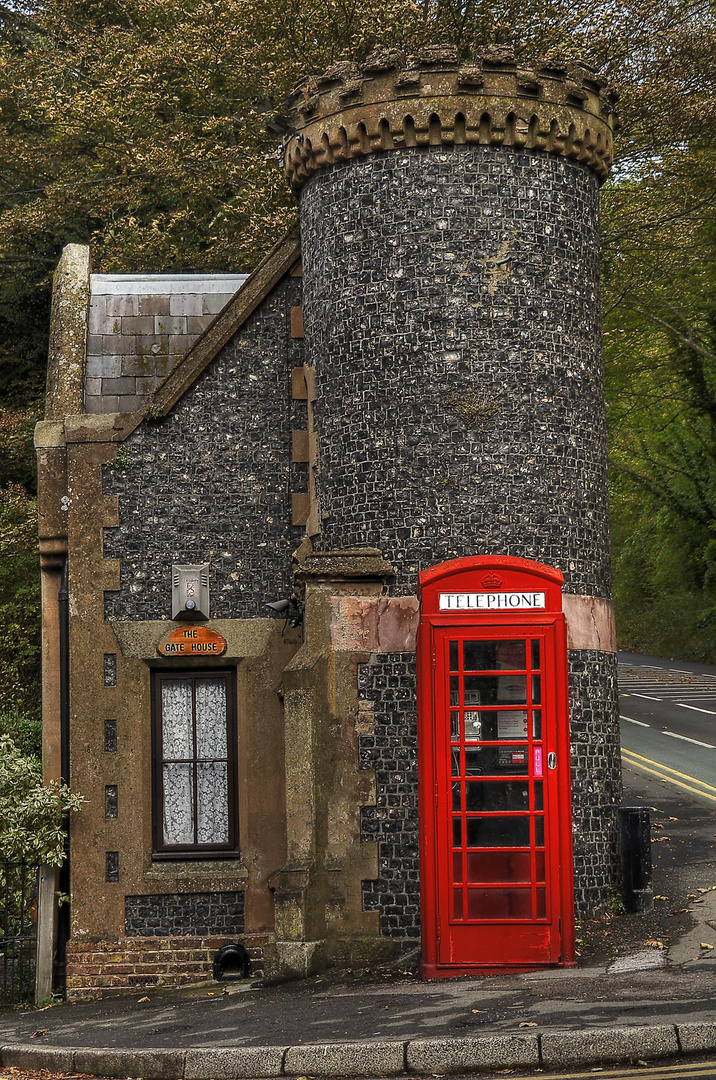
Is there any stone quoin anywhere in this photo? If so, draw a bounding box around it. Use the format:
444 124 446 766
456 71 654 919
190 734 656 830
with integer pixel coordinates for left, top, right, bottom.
36 44 621 996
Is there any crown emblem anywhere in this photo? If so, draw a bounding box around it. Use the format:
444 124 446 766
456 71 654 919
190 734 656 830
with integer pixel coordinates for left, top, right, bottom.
481 572 503 589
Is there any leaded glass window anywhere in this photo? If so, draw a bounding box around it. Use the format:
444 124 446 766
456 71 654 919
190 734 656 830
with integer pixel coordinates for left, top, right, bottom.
152 671 238 856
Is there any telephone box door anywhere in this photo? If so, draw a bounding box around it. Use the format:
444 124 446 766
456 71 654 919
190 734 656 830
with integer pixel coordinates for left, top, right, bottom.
418 557 574 976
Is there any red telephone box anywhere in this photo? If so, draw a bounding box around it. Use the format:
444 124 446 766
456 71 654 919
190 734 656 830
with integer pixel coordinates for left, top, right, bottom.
417 556 575 977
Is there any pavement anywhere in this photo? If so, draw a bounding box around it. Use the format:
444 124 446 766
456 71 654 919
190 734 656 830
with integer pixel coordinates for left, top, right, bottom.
1 767 715 1079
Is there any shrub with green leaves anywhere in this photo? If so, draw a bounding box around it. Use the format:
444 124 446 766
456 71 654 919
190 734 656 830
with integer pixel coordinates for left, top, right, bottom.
0 736 83 865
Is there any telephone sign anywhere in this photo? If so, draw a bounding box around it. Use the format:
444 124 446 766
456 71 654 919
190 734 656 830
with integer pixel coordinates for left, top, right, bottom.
417 556 575 977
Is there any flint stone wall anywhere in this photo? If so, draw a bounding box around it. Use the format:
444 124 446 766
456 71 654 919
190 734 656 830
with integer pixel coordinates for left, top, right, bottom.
301 146 610 598
103 274 305 621
125 891 245 937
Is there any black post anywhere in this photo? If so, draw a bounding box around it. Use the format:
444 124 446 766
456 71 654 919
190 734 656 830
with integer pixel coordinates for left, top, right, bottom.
620 806 653 913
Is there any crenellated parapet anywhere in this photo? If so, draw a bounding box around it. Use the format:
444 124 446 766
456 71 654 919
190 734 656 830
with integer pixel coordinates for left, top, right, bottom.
281 44 618 189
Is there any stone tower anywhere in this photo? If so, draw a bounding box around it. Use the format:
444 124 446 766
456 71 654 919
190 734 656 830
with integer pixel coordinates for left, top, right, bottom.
283 45 621 915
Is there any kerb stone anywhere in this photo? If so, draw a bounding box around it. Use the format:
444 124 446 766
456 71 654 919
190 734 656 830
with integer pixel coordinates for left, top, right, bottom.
73 1048 184 1079
678 1022 716 1053
407 1034 539 1073
0 1045 76 1073
284 1040 405 1076
541 1025 679 1067
185 1046 285 1078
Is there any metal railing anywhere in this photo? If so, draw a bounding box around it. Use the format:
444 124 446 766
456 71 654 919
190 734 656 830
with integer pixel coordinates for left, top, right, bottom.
0 861 39 1006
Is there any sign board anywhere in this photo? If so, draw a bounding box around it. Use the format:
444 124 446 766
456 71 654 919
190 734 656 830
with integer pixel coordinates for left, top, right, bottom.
157 626 227 657
439 592 546 611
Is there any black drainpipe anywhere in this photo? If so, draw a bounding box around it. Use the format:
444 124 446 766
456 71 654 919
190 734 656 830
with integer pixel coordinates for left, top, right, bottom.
54 557 70 992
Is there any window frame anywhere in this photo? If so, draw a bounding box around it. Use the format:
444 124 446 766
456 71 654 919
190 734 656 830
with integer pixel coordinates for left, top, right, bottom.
151 668 239 860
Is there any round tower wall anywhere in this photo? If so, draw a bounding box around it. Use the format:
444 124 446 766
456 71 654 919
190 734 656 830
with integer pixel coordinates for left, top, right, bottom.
301 145 610 596
288 51 622 922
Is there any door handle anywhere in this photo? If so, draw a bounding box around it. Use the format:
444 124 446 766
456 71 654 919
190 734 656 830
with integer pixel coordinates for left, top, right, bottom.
547 752 557 770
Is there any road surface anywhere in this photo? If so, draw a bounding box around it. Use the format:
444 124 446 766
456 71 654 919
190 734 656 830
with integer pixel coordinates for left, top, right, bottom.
618 650 716 808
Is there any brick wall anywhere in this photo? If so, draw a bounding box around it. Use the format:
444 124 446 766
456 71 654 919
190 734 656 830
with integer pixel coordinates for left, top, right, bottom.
65 934 268 1000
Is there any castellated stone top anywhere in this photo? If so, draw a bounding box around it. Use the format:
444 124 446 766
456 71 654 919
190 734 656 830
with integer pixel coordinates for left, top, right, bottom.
282 44 618 189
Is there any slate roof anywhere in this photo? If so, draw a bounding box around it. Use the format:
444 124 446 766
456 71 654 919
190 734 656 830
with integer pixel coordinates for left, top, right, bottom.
85 272 248 414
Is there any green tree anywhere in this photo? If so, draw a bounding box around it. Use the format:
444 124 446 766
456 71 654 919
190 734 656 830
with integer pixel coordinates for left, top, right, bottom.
0 0 714 667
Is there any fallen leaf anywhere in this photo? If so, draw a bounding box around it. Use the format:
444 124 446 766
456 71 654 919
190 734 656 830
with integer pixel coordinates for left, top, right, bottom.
654 895 668 901
698 886 716 894
471 1009 487 1013
645 939 666 950
519 1021 538 1027
29 1030 47 1039
698 942 714 950
652 836 671 843
691 899 705 905
138 996 150 1002
652 822 665 830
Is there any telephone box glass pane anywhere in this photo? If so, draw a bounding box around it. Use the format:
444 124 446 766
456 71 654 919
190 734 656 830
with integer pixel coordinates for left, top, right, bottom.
467 887 532 919
452 782 461 811
465 781 530 812
466 817 530 847
453 818 462 845
535 851 546 881
454 889 464 918
463 746 529 775
463 640 526 671
532 710 542 740
531 639 541 669
449 641 459 670
451 748 461 775
532 675 542 704
453 851 463 882
464 675 527 706
535 817 545 846
536 888 546 918
451 710 460 738
534 781 544 811
467 850 532 883
450 676 460 706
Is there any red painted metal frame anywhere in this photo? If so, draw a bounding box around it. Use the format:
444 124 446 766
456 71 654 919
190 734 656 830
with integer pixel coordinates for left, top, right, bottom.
417 555 575 978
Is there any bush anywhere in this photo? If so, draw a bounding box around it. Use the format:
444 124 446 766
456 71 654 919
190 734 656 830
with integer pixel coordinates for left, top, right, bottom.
0 736 83 865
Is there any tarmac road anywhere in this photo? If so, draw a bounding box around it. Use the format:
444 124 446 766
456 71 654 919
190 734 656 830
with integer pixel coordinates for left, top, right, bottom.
618 651 716 807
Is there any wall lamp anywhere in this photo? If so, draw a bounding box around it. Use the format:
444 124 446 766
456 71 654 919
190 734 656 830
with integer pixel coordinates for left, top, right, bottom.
266 596 303 628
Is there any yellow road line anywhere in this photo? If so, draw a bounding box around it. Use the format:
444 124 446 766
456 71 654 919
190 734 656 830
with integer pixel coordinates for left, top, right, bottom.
621 748 716 803
524 1065 716 1080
